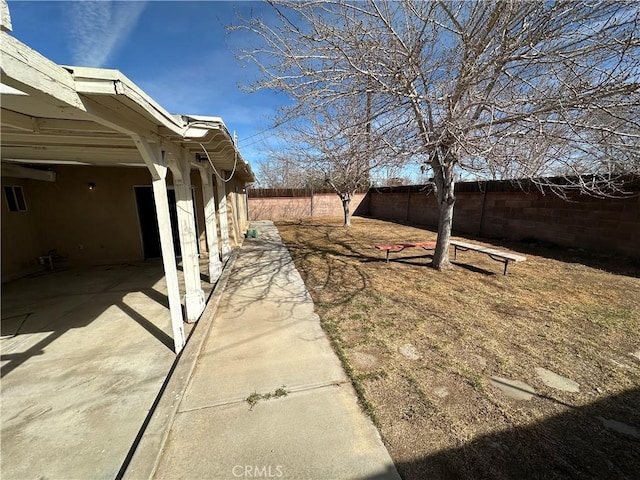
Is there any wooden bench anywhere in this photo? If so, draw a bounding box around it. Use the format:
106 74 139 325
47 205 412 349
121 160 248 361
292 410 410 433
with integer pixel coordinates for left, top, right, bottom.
375 242 436 262
450 240 526 275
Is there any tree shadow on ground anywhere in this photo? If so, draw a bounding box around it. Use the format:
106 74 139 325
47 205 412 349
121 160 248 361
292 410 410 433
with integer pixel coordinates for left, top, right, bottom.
0 264 175 378
450 261 496 275
278 231 372 309
290 238 499 276
275 219 639 480
380 387 640 480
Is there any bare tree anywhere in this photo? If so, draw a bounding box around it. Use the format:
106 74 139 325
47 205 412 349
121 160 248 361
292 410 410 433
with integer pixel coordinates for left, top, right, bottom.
234 0 640 269
274 94 406 226
255 154 322 188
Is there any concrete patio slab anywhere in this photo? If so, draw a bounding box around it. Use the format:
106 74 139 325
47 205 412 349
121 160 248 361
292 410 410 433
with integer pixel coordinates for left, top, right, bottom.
1 260 213 479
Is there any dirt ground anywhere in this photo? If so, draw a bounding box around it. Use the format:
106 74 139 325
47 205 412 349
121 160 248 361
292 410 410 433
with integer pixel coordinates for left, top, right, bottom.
275 216 640 480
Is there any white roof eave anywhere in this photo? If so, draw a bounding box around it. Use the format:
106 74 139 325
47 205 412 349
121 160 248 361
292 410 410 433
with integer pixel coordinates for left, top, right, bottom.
67 66 184 135
1 27 254 181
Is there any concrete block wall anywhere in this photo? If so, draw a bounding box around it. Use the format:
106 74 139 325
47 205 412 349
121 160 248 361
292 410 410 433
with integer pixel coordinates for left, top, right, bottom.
368 188 640 257
249 197 312 221
451 192 485 235
478 191 640 256
248 192 368 220
313 193 368 217
369 191 412 222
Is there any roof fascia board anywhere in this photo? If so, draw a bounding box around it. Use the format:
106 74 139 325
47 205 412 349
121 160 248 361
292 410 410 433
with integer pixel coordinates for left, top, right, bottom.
182 114 224 123
73 77 120 95
181 115 233 141
69 66 183 135
1 0 12 32
165 116 254 181
0 31 85 111
117 82 180 133
180 119 243 158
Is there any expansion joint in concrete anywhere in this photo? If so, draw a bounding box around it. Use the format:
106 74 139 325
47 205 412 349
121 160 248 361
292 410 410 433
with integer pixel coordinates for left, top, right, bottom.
177 380 351 414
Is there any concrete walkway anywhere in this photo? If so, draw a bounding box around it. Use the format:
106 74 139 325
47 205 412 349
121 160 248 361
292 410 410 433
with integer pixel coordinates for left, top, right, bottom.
124 221 400 480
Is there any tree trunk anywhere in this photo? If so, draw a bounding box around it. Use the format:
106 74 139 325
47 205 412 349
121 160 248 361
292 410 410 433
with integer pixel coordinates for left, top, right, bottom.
430 148 456 270
432 193 455 269
342 196 351 227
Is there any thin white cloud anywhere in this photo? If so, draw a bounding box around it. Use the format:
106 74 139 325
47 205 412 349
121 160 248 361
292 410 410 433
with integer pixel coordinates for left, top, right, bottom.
136 48 266 118
67 1 147 67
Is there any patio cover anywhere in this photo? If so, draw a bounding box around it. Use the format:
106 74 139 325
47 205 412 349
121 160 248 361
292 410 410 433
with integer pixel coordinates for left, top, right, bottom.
1 10 254 353
0 39 253 179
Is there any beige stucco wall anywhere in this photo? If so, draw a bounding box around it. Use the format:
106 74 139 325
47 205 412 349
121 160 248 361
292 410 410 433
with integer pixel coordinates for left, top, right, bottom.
1 176 42 279
2 165 246 282
26 167 150 270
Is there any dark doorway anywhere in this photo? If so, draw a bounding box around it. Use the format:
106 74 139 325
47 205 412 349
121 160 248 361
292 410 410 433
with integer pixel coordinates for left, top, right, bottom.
135 186 199 259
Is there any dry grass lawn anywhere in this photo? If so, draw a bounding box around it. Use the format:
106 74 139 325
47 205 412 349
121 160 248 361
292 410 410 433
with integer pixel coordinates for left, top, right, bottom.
275 216 640 480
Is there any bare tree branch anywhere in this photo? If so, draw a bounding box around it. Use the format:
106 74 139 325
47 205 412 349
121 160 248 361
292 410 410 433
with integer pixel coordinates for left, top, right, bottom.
231 0 640 268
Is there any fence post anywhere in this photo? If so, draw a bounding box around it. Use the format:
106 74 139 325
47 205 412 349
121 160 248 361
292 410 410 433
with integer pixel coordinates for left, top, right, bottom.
478 182 488 237
406 188 412 222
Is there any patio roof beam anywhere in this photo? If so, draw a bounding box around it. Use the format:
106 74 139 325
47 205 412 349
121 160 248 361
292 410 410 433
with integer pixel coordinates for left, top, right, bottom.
1 31 85 111
36 118 117 134
0 109 36 131
79 94 160 141
1 162 56 181
0 145 141 164
2 132 136 147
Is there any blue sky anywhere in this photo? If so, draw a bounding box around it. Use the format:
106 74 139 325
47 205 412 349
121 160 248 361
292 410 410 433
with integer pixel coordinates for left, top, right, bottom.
6 0 286 167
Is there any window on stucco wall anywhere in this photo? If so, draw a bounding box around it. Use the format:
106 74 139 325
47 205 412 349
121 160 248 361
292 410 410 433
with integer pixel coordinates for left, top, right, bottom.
4 185 27 212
